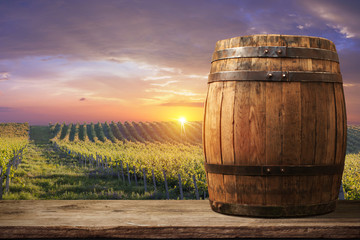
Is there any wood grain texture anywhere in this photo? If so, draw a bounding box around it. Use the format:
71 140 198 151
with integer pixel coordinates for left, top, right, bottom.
221 81 236 203
281 80 301 206
301 82 317 165
233 81 250 204
265 82 283 205
0 200 359 239
249 82 266 205
205 82 224 203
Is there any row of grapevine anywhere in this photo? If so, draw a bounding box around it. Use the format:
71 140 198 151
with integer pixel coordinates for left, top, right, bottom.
342 152 360 200
0 123 29 138
0 123 29 199
347 125 360 154
53 142 205 199
50 121 202 145
51 139 206 199
141 122 167 142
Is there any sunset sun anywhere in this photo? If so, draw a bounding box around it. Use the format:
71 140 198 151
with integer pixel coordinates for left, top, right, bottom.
178 117 187 125
178 117 187 137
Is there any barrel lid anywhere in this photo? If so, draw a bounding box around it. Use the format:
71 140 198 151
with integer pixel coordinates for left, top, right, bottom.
215 34 337 52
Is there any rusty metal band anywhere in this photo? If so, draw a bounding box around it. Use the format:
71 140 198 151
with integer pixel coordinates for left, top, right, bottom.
209 200 337 217
204 163 343 176
212 46 339 62
208 71 342 83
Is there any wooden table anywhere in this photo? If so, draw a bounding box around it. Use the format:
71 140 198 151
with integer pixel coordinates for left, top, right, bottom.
0 200 359 239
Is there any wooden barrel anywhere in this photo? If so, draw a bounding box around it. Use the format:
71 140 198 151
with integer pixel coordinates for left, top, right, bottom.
203 34 347 217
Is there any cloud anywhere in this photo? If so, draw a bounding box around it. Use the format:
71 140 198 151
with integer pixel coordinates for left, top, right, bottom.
302 0 360 38
0 0 250 74
143 76 172 81
186 74 208 79
145 88 198 96
0 107 14 112
150 81 178 87
338 46 360 84
160 101 204 108
87 96 126 103
2 1 357 81
296 23 312 30
0 72 10 81
79 97 86 101
2 1 359 68
328 24 355 39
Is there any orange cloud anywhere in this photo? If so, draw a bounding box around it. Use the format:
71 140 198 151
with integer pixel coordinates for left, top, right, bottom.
160 101 203 108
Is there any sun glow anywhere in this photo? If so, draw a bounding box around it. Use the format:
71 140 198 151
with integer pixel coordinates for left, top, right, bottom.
178 117 187 137
178 117 187 125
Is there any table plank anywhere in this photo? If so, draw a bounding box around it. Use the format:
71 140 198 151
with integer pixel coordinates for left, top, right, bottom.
0 200 359 239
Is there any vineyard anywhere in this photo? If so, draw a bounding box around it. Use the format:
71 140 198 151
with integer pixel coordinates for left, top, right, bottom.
0 123 29 198
346 125 360 154
0 122 359 200
49 121 205 199
50 121 202 145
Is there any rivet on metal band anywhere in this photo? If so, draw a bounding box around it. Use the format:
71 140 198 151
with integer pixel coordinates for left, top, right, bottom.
208 71 342 83
212 46 339 62
204 162 344 176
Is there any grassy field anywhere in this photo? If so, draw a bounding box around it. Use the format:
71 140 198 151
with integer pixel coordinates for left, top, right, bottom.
4 142 157 200
1 123 359 200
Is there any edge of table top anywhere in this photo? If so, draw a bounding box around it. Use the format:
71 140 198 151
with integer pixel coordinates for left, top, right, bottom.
0 200 359 239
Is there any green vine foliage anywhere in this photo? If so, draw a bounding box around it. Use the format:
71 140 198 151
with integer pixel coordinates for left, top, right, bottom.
342 153 360 200
0 123 29 186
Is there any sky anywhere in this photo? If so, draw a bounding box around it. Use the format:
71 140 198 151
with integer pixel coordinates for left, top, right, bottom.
1 0 360 125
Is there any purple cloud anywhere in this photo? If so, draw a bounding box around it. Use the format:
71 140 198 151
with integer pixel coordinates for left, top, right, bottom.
302 0 360 39
0 107 14 112
0 0 247 74
0 72 10 81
